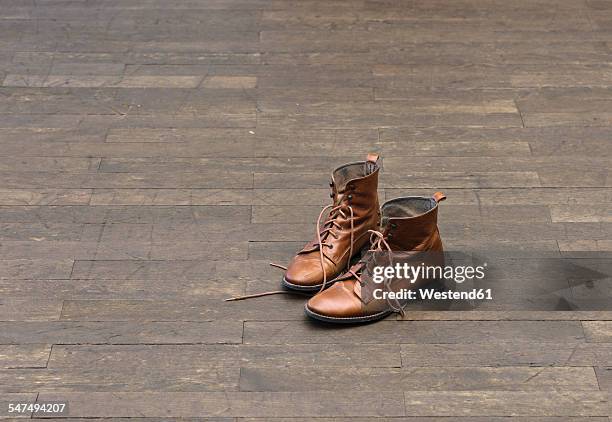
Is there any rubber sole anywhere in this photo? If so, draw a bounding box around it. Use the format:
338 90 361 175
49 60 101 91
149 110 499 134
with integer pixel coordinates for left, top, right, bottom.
303 280 447 324
304 303 392 324
282 276 328 292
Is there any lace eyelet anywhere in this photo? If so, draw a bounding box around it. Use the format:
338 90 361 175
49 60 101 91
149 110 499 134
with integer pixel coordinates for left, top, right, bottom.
347 194 353 200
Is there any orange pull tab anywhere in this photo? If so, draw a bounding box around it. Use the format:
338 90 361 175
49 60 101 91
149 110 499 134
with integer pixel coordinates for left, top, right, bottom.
365 152 379 174
433 191 446 203
366 152 379 164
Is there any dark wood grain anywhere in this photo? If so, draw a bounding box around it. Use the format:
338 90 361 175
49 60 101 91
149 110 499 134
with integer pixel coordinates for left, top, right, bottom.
1 0 611 418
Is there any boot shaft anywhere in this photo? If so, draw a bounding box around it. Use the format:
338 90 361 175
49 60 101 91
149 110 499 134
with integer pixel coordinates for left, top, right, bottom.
380 192 445 252
330 153 380 218
284 153 382 290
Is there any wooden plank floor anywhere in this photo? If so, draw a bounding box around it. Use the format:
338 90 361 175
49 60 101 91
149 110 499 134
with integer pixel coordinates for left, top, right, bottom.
1 0 612 420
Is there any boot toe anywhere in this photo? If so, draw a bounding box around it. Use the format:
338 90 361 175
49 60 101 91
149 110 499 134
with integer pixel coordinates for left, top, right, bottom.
306 281 363 319
285 255 329 287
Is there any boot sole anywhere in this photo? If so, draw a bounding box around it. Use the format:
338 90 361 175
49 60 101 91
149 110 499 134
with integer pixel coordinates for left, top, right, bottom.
282 276 328 292
303 279 446 324
304 304 392 324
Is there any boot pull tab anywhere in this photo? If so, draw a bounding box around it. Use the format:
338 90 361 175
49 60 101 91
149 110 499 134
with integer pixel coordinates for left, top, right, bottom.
432 191 446 203
365 152 379 174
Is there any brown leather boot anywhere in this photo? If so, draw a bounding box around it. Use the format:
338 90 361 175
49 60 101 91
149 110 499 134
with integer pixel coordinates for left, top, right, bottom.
282 154 381 292
304 192 446 323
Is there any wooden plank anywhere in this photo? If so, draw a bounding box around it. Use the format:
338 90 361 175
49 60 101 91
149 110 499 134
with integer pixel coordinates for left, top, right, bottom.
202 76 257 88
98 156 366 173
382 157 610 172
0 171 253 189
0 127 104 143
0 113 256 130
523 112 612 127
0 366 240 392
0 240 247 260
0 205 251 224
583 321 612 342
0 321 243 344
0 157 100 172
0 393 38 418
0 87 192 115
0 222 84 241
261 28 612 52
90 188 331 206
0 344 50 368
259 100 522 128
83 222 313 243
0 259 74 280
569 343 612 366
401 391 609 416
399 342 612 367
594 367 612 392
48 344 401 369
551 205 612 223
377 126 612 154
59 298 306 321
261 6 590 29
264 42 611 67
34 392 405 417
3 75 205 88
239 418 608 422
13 127 603 158
24 418 234 422
395 312 612 322
0 189 91 205
239 366 599 392
0 299 62 321
69 259 278 280
243 321 585 344
0 279 245 300
559 240 612 253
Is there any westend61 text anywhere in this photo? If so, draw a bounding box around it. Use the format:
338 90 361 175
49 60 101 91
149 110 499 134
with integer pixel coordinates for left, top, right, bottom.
373 288 493 301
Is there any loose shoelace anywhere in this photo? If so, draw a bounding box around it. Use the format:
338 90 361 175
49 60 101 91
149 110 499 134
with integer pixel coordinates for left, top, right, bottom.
227 226 407 317
346 230 406 316
225 188 354 301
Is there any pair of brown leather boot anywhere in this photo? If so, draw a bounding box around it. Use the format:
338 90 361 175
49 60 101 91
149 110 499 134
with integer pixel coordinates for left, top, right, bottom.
282 154 446 323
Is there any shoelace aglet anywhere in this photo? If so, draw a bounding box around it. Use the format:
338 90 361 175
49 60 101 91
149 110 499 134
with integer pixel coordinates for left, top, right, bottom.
269 262 288 271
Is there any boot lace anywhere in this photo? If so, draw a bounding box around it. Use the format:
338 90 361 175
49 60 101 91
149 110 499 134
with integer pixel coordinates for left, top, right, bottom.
225 183 354 301
344 230 406 317
315 200 355 292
